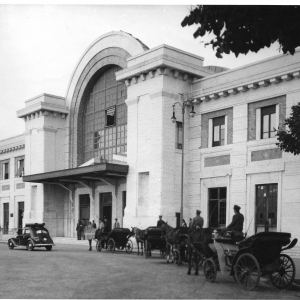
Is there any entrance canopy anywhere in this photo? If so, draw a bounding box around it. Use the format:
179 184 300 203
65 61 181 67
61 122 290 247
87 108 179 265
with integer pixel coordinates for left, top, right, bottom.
22 163 128 184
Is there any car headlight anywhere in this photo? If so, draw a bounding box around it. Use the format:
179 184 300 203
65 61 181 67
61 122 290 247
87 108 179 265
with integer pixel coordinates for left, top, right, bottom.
34 237 40 242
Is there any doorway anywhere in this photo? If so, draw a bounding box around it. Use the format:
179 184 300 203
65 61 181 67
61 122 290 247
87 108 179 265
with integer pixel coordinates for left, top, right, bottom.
18 202 24 229
208 187 227 229
79 194 90 226
255 184 278 233
3 203 9 234
100 193 112 231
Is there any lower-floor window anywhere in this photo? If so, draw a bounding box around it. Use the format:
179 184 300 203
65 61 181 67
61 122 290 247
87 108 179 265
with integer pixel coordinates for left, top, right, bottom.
208 187 227 228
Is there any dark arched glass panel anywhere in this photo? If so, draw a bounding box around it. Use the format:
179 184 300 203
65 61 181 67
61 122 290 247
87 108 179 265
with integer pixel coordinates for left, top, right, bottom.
83 66 127 162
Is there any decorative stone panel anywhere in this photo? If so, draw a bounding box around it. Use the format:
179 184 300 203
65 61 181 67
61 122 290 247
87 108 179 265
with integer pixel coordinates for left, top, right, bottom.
248 95 286 141
204 155 230 167
16 182 25 189
201 107 233 149
2 185 10 191
251 148 282 162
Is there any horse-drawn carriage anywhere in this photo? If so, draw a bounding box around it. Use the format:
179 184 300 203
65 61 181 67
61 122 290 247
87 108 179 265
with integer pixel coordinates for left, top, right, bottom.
144 227 167 258
203 230 297 290
95 228 134 254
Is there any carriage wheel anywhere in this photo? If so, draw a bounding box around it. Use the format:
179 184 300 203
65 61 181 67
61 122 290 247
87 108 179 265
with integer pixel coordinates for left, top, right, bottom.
96 241 101 252
126 240 133 254
108 239 115 253
203 258 217 282
269 254 296 290
234 253 261 291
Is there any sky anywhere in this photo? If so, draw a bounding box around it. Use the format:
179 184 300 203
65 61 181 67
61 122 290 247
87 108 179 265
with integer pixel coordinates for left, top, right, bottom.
0 4 283 140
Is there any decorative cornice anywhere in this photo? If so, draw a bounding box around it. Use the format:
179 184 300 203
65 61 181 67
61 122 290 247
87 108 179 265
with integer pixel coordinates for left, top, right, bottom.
121 66 201 87
0 144 25 154
20 110 68 122
17 102 69 121
188 70 300 104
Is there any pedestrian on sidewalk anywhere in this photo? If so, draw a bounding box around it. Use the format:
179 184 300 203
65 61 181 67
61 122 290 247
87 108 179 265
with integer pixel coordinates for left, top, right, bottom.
76 220 84 240
85 221 96 251
92 220 97 229
114 218 120 229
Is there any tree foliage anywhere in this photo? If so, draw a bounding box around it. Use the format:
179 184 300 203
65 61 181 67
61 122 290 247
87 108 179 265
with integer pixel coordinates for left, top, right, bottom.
276 103 300 155
181 5 300 58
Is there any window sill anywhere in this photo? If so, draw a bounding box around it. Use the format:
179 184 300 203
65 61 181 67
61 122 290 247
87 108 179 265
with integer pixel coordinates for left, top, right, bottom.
247 137 278 149
0 179 10 182
199 144 233 155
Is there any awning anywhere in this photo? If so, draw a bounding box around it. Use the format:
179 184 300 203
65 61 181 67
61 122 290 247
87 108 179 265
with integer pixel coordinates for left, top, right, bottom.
22 163 128 184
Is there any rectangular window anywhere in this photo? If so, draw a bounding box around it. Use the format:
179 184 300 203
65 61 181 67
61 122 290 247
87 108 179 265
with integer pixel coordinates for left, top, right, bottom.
212 116 225 147
176 121 183 149
105 106 116 127
15 156 25 178
255 184 278 233
261 105 276 139
208 187 227 228
0 160 9 180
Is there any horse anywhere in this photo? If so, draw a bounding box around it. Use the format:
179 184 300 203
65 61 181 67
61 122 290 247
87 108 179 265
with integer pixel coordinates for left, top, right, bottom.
131 227 146 256
186 227 214 276
161 223 184 264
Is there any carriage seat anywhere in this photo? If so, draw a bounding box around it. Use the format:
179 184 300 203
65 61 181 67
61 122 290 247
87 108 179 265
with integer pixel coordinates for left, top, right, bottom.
215 231 245 245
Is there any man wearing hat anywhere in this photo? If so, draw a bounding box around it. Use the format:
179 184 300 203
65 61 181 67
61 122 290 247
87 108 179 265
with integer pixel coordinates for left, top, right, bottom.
114 218 120 229
157 215 165 227
221 205 244 235
192 209 204 229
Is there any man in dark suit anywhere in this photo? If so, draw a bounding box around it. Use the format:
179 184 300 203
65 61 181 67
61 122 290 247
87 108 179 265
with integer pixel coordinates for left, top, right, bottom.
76 220 84 240
157 215 165 227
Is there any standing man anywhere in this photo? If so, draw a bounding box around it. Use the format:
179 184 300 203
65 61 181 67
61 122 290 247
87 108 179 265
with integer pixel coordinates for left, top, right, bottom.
92 220 97 229
76 220 84 240
157 215 165 227
189 218 193 228
114 218 120 229
99 218 105 232
192 210 204 229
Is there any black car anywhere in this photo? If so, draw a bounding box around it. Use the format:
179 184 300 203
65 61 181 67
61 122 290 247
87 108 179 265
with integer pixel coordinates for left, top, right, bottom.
8 223 55 251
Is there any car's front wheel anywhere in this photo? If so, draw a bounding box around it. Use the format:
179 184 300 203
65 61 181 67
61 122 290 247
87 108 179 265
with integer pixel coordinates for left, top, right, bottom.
27 241 34 251
45 246 52 251
8 240 14 250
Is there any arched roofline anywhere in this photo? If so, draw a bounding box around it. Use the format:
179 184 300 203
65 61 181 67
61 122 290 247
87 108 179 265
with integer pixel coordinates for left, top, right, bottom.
66 31 147 168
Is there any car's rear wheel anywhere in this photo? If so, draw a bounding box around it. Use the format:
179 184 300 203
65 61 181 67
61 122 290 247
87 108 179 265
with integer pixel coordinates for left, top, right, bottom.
27 241 34 251
8 240 14 250
45 246 52 251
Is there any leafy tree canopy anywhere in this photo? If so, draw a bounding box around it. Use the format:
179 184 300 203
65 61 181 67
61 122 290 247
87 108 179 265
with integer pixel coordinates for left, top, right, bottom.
276 103 300 155
181 5 300 58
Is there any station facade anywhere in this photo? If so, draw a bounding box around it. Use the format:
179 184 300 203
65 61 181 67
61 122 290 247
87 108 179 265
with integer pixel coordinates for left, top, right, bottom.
1 31 300 244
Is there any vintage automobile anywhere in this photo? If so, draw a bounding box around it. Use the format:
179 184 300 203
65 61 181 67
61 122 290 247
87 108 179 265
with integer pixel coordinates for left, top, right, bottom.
7 223 55 251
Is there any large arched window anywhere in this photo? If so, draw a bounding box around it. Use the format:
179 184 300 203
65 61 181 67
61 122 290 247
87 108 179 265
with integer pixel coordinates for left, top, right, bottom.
83 66 127 162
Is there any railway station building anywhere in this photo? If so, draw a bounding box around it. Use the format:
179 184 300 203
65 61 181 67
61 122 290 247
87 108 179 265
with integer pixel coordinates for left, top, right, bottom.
1 31 300 249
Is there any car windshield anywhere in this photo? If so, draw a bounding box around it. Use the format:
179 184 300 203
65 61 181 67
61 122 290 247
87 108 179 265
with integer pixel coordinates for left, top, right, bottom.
35 229 48 234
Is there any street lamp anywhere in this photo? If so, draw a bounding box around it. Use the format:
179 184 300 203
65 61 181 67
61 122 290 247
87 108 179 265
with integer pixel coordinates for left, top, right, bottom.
171 99 196 227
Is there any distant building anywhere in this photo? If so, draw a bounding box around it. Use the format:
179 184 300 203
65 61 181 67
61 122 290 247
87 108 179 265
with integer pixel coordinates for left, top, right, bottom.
1 31 300 247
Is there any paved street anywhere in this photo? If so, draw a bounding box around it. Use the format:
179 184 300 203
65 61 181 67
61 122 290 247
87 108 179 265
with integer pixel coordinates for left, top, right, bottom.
1 242 300 299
